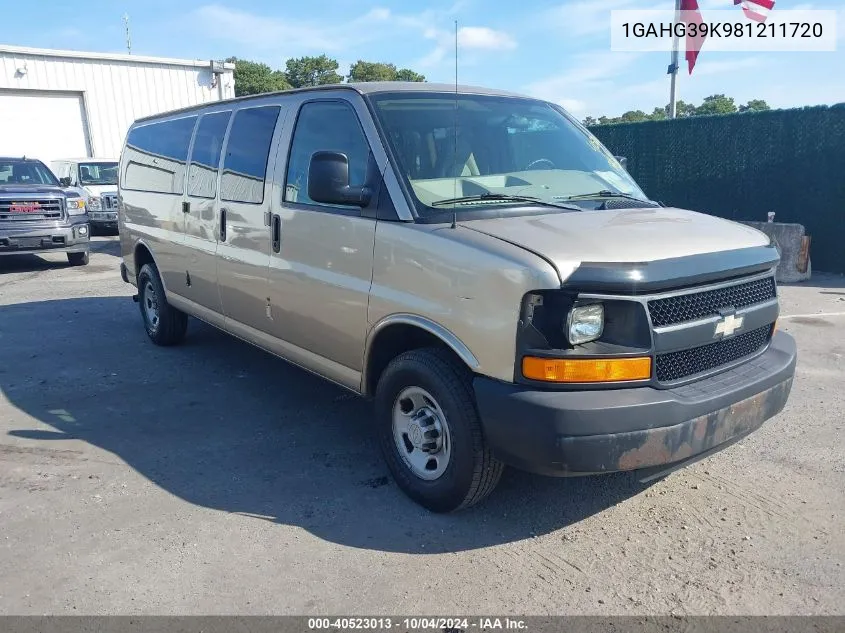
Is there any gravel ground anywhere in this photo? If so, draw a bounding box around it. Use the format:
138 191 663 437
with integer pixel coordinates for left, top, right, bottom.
0 237 843 615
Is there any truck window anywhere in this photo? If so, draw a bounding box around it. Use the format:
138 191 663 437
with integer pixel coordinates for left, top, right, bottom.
124 116 198 194
284 101 369 207
188 111 232 199
220 106 280 205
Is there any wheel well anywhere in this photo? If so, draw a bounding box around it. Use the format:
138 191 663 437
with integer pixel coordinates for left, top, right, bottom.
134 243 154 280
365 324 466 396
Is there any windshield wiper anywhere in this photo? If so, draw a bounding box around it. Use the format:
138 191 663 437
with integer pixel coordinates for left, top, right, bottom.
561 190 650 202
431 193 580 211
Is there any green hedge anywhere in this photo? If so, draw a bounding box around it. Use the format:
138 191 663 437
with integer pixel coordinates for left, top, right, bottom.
589 105 845 274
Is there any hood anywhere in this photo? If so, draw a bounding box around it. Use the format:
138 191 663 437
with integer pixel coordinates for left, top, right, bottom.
0 184 65 196
82 184 118 197
460 206 772 285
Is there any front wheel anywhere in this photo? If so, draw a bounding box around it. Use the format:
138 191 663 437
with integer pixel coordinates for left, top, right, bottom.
375 348 503 512
137 263 188 346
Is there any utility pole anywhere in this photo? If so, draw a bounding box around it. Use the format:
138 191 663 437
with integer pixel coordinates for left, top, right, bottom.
123 14 132 55
668 0 681 118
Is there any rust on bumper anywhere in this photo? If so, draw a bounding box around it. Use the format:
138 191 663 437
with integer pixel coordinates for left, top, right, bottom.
612 378 793 472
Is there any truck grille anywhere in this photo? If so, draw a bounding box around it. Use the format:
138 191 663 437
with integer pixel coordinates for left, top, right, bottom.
655 324 773 382
102 193 119 211
648 276 777 327
0 198 64 222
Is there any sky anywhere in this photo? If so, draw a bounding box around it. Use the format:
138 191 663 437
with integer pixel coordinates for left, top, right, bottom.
3 0 844 119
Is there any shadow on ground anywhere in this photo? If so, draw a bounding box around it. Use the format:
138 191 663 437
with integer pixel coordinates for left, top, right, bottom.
3 296 654 554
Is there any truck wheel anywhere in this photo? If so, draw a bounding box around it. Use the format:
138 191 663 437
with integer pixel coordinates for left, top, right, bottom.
67 251 89 266
375 347 504 512
137 263 188 346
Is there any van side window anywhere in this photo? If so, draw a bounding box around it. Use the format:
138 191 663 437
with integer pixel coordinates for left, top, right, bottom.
284 101 369 207
220 106 281 205
124 116 197 194
187 111 231 199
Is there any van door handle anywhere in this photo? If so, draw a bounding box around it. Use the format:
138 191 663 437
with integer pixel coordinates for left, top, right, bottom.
182 201 190 214
272 214 281 253
219 208 227 242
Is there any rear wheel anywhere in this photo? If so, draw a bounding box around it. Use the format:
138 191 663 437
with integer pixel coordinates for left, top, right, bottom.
67 251 89 266
137 263 188 346
375 348 503 512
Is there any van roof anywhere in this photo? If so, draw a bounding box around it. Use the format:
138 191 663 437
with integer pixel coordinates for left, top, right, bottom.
134 82 531 124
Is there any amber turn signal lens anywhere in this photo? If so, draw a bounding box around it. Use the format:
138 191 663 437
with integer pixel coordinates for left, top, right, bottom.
522 356 652 383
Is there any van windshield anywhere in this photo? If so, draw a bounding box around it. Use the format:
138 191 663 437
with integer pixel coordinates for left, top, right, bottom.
79 162 118 186
369 92 647 215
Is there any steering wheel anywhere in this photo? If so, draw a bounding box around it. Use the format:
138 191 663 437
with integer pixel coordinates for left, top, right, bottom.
525 158 556 170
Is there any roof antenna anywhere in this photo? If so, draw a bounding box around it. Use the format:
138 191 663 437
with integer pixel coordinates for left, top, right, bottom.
451 19 459 230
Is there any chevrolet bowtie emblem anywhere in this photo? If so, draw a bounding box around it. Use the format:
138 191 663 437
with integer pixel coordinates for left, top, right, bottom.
715 313 744 338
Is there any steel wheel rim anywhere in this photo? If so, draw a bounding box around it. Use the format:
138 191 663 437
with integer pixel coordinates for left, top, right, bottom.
392 386 451 481
143 281 160 330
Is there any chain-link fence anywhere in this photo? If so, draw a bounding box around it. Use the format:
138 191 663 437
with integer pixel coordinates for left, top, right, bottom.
589 105 845 274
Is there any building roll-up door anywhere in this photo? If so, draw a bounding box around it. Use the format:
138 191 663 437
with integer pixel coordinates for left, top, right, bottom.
0 90 91 166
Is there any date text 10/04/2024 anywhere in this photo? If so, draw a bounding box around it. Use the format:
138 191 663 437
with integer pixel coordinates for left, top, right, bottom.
307 617 528 631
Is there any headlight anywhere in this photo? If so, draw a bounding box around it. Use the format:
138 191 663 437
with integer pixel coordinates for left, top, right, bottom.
88 196 102 211
566 304 604 345
66 198 86 215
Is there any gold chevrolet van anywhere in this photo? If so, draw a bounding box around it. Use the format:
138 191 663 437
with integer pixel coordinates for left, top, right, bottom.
118 83 797 512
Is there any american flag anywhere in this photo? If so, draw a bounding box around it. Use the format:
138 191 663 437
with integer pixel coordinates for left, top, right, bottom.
734 0 776 23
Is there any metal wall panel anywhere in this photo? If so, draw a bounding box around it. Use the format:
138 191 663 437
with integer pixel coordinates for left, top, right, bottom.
0 46 235 160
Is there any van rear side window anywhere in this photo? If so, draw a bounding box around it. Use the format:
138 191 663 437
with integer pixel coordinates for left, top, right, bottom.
188 111 232 199
221 106 280 205
124 116 198 194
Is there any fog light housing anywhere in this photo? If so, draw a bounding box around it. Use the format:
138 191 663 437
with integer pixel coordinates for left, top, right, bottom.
566 304 604 345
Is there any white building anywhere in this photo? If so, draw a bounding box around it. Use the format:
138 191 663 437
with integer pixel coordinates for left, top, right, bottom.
0 45 235 165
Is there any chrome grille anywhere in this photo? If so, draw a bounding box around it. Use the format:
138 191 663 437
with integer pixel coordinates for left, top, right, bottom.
648 276 777 327
0 198 64 222
655 324 773 383
102 194 119 211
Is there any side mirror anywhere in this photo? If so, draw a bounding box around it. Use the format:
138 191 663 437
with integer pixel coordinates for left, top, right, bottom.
307 151 371 207
615 156 628 171
59 176 73 187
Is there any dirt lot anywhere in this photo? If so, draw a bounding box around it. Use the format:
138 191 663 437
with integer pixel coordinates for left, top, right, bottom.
0 237 843 615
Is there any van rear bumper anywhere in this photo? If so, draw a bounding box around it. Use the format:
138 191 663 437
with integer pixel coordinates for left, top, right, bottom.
473 331 797 477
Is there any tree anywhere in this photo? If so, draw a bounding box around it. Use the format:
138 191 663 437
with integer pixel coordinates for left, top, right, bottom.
620 110 649 123
583 116 598 127
395 68 426 82
348 61 397 82
695 94 738 116
650 107 667 121
348 61 425 83
285 55 343 88
739 99 771 113
225 57 290 97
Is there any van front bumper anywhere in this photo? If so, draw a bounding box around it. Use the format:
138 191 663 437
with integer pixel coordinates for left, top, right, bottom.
0 219 90 256
473 331 797 477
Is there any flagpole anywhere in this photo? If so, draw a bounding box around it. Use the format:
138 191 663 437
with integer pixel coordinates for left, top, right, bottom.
668 0 681 119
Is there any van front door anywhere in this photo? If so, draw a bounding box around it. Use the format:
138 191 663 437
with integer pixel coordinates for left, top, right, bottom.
266 98 377 390
183 109 231 314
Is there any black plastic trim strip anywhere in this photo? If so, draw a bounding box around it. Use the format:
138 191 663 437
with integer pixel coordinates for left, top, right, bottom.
563 245 779 294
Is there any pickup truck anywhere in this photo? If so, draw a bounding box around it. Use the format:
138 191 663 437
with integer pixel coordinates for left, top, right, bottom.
0 156 90 265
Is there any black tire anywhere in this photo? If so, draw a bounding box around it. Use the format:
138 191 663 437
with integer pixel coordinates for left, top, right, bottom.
67 251 89 266
375 347 504 512
137 262 188 346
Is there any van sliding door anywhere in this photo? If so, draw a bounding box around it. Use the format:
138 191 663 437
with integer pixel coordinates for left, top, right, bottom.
215 103 287 332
